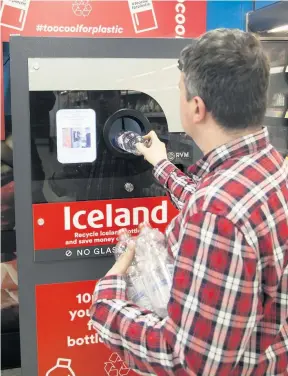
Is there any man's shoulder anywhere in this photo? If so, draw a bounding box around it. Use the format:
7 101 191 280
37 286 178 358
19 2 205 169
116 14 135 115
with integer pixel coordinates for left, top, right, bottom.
191 154 286 223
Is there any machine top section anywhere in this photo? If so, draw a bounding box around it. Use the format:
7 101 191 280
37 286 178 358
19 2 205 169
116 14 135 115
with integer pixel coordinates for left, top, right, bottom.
14 37 194 133
10 36 194 59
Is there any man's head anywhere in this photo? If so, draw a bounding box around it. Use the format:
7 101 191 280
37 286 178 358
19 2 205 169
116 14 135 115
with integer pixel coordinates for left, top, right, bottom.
179 29 270 147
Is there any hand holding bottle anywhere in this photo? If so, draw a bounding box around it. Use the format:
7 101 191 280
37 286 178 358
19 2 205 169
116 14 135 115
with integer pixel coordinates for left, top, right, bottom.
105 233 135 277
136 131 168 167
111 223 174 317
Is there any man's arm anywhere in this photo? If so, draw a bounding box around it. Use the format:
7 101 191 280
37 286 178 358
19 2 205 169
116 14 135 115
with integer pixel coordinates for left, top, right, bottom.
90 212 259 376
136 131 199 210
153 160 199 210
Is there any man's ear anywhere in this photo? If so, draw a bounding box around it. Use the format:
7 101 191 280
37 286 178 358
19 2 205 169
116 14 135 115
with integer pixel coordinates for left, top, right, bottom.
192 96 206 123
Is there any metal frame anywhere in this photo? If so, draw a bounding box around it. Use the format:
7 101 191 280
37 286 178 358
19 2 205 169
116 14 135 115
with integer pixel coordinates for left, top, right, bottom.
10 37 191 375
259 37 288 41
246 1 288 33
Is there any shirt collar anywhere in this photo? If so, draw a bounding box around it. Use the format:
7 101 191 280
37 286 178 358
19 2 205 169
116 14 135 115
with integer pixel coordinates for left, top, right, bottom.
188 127 270 178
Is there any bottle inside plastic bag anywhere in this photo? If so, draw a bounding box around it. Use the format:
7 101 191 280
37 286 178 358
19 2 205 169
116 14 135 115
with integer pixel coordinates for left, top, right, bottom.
114 229 153 311
137 223 174 279
135 223 173 317
114 224 174 317
114 228 131 261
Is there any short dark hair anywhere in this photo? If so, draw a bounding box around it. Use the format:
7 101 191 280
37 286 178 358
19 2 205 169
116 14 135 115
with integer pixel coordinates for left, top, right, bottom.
179 29 270 130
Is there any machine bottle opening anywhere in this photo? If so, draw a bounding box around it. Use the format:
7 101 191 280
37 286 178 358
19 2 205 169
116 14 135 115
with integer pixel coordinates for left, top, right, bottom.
103 108 152 159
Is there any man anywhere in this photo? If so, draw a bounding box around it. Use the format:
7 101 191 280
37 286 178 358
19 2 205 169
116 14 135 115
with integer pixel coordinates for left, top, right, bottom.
90 29 288 375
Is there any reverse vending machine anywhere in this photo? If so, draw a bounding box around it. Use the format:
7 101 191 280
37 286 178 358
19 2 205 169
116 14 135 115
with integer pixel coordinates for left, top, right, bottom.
10 37 200 375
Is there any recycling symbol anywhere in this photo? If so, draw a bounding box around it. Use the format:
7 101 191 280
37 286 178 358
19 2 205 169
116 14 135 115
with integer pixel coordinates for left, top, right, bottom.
104 353 131 376
72 0 92 17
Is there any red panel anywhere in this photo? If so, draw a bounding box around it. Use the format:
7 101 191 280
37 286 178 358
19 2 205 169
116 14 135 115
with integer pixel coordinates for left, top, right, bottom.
33 197 178 251
1 0 206 41
36 280 139 376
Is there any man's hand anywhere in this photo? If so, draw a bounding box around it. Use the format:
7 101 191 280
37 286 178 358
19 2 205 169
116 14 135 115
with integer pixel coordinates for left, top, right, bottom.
136 131 168 167
105 241 135 277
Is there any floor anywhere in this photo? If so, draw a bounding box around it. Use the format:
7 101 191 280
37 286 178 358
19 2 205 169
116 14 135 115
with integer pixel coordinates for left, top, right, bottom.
1 369 21 376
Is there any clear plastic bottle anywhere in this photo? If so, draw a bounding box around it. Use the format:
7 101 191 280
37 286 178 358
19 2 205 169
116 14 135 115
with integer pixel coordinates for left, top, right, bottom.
45 358 76 376
126 265 154 311
114 131 152 156
135 224 173 317
114 229 131 260
136 223 174 280
114 229 153 311
149 228 175 280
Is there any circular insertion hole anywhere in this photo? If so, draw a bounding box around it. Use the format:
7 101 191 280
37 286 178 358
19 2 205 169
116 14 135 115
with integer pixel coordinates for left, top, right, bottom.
110 117 143 151
103 109 151 159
